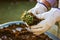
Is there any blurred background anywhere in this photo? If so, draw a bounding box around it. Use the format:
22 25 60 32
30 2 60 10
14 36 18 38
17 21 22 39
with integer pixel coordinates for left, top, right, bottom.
0 0 36 24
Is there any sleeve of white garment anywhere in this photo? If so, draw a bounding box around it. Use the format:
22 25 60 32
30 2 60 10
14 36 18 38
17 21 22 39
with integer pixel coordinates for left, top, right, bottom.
37 0 57 7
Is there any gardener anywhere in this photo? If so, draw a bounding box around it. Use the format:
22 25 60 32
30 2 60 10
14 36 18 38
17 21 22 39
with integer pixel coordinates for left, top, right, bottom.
28 0 60 35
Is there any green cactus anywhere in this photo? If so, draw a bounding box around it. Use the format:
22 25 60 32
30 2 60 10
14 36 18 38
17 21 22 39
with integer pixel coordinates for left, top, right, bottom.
20 11 40 26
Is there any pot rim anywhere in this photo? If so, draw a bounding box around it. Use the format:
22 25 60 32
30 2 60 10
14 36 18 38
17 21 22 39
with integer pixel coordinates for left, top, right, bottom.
0 21 60 40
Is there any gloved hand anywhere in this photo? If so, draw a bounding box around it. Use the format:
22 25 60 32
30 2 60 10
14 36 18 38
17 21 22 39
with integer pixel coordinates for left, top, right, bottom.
31 8 60 35
28 2 47 16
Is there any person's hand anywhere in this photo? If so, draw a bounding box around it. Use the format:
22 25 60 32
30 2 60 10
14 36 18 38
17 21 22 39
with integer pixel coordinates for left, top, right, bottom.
28 2 47 17
31 8 60 35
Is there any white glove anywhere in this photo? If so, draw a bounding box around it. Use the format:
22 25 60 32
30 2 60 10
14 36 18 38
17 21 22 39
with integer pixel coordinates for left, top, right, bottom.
28 2 47 16
31 8 60 35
